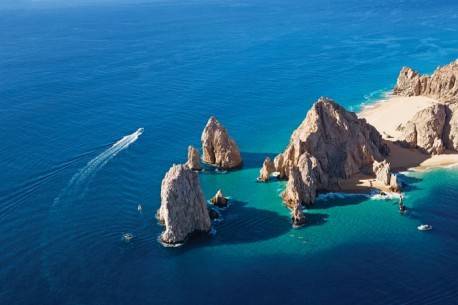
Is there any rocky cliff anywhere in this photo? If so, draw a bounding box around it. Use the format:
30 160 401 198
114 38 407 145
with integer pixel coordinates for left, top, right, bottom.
157 164 211 245
258 157 275 182
276 97 389 206
393 60 458 103
201 116 242 169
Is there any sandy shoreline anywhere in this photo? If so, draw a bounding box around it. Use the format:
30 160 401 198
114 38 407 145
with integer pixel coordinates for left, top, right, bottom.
333 94 458 194
358 94 458 172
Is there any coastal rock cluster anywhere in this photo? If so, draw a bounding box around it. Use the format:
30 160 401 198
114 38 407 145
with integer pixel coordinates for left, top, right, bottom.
201 116 242 169
372 160 400 192
157 164 211 245
157 116 241 245
275 97 389 206
394 60 458 103
258 157 275 182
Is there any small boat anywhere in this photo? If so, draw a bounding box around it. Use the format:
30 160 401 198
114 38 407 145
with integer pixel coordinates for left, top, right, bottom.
417 224 432 231
122 233 134 241
137 204 143 212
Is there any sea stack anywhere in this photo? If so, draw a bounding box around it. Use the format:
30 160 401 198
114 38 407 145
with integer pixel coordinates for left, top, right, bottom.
275 97 389 206
393 60 458 103
291 201 306 227
210 189 228 208
201 116 242 169
157 164 211 245
186 145 202 171
258 157 275 182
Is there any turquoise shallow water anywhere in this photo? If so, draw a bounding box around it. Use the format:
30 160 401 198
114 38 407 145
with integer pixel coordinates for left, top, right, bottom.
1 0 458 304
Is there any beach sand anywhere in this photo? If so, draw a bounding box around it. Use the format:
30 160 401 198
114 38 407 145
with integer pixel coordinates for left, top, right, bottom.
337 94 458 193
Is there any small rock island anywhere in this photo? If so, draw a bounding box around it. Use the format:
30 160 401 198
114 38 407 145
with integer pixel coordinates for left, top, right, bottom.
201 116 242 169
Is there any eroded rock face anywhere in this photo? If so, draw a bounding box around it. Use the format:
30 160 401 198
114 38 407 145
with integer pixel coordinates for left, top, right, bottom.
276 97 389 206
201 116 242 169
373 160 391 186
291 201 306 227
157 164 211 245
258 157 275 182
389 174 401 192
186 145 201 171
403 104 446 154
210 189 228 208
393 60 458 103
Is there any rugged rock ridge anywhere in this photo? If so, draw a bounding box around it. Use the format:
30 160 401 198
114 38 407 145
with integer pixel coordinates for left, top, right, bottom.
393 60 458 103
373 160 391 186
186 145 201 171
276 97 389 206
201 116 242 169
157 164 211 245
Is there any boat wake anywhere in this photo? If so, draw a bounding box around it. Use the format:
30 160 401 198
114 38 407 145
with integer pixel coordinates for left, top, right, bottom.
53 128 144 205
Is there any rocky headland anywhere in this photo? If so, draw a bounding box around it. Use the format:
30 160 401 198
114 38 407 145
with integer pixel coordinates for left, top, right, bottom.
274 97 391 207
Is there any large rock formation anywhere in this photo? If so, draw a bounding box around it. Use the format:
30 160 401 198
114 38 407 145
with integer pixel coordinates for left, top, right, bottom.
157 164 211 245
393 60 458 103
258 157 275 182
201 116 242 169
402 104 447 154
185 145 201 171
276 97 389 206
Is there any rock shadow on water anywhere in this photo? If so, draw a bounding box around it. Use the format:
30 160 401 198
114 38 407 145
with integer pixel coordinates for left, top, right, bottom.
167 200 329 253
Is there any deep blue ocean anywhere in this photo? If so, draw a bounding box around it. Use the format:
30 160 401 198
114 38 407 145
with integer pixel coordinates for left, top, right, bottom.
1 0 458 304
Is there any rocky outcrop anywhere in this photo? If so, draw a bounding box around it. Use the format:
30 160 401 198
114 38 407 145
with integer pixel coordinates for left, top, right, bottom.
201 116 242 169
291 201 306 227
373 160 391 186
157 164 211 245
185 145 201 171
258 157 275 182
210 189 228 208
393 60 458 103
276 97 389 206
389 174 401 192
403 104 446 154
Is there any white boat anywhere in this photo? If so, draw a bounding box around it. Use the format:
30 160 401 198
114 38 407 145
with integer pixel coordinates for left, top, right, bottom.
417 224 432 231
122 233 134 241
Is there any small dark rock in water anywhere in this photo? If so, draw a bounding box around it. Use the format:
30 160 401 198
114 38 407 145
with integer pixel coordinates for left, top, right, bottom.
210 189 229 208
208 208 220 220
291 203 306 227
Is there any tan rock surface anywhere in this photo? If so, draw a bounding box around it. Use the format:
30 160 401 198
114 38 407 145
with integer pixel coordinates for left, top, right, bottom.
201 116 242 169
157 164 211 245
185 145 201 171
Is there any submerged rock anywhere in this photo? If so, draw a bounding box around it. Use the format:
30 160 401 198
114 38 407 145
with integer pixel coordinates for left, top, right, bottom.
394 60 458 103
157 164 211 245
258 157 275 182
403 104 446 154
201 116 242 169
185 145 201 171
276 97 389 206
210 189 228 208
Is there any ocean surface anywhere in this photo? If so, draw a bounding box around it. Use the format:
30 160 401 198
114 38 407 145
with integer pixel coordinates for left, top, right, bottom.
1 0 458 304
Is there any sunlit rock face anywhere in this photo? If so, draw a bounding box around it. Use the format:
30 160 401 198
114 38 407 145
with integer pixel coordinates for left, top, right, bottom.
201 116 242 169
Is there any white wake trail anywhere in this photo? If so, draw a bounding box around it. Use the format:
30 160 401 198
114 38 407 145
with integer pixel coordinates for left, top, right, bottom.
54 128 144 205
